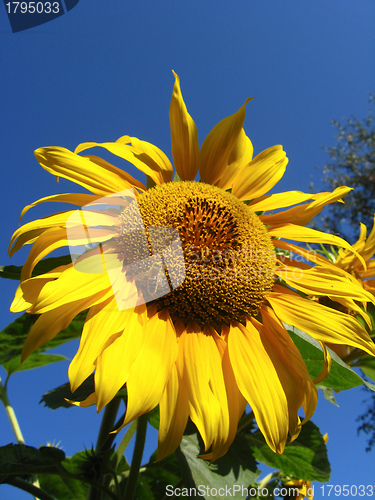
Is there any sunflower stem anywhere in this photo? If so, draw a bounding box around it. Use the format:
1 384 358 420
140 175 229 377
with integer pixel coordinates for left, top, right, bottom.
115 420 137 468
98 398 122 452
0 378 25 444
87 397 121 500
122 414 148 500
5 477 55 500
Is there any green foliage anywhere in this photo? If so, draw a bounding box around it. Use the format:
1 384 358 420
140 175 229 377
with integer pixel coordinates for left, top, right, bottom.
0 255 72 281
0 444 65 476
0 445 124 500
139 451 180 499
355 356 375 383
247 421 330 483
288 326 375 393
0 311 85 382
40 375 95 409
319 94 375 238
147 406 160 430
177 432 259 500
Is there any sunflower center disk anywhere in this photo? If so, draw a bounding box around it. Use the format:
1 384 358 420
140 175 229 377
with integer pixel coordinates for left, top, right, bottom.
119 181 275 328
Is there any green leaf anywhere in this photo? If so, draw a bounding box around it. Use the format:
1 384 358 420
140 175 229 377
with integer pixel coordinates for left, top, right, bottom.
352 355 375 383
321 387 339 407
287 326 375 392
247 421 330 482
147 405 160 430
38 450 94 500
38 472 88 500
0 314 38 366
0 255 72 281
2 353 66 377
137 451 180 500
178 431 258 499
40 375 95 409
0 311 85 375
0 444 65 476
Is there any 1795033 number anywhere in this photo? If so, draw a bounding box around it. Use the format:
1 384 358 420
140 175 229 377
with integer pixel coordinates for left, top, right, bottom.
5 2 60 14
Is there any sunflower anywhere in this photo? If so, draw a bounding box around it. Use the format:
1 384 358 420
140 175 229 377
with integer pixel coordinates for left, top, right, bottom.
312 218 375 360
9 73 375 462
335 216 375 294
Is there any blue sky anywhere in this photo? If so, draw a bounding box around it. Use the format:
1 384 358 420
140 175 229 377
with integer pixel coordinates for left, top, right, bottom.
1 1 375 498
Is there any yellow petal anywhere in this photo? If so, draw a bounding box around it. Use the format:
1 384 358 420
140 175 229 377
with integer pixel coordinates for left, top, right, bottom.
9 211 74 257
199 327 230 457
268 286 375 357
261 306 317 406
249 191 314 213
21 290 108 361
121 309 178 423
19 228 70 281
20 218 115 282
69 300 145 393
202 325 247 462
215 129 254 191
361 260 375 279
365 279 375 294
275 265 375 304
169 71 199 181
35 147 137 195
274 239 336 267
261 306 318 432
228 321 289 454
156 364 189 461
116 136 173 183
93 305 150 412
75 138 172 186
19 193 102 224
199 99 252 185
67 393 97 408
176 323 227 451
269 224 366 269
252 315 303 440
16 266 69 308
28 262 112 314
313 342 332 385
231 145 288 201
261 187 352 226
11 279 46 313
83 155 146 192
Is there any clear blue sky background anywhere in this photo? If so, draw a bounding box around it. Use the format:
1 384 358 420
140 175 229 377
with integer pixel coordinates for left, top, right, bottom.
1 2 375 499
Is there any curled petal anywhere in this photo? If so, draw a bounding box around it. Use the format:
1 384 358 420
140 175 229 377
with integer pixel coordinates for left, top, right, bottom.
199 99 252 186
232 145 288 201
268 286 375 357
169 71 199 181
35 147 138 195
260 186 352 226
